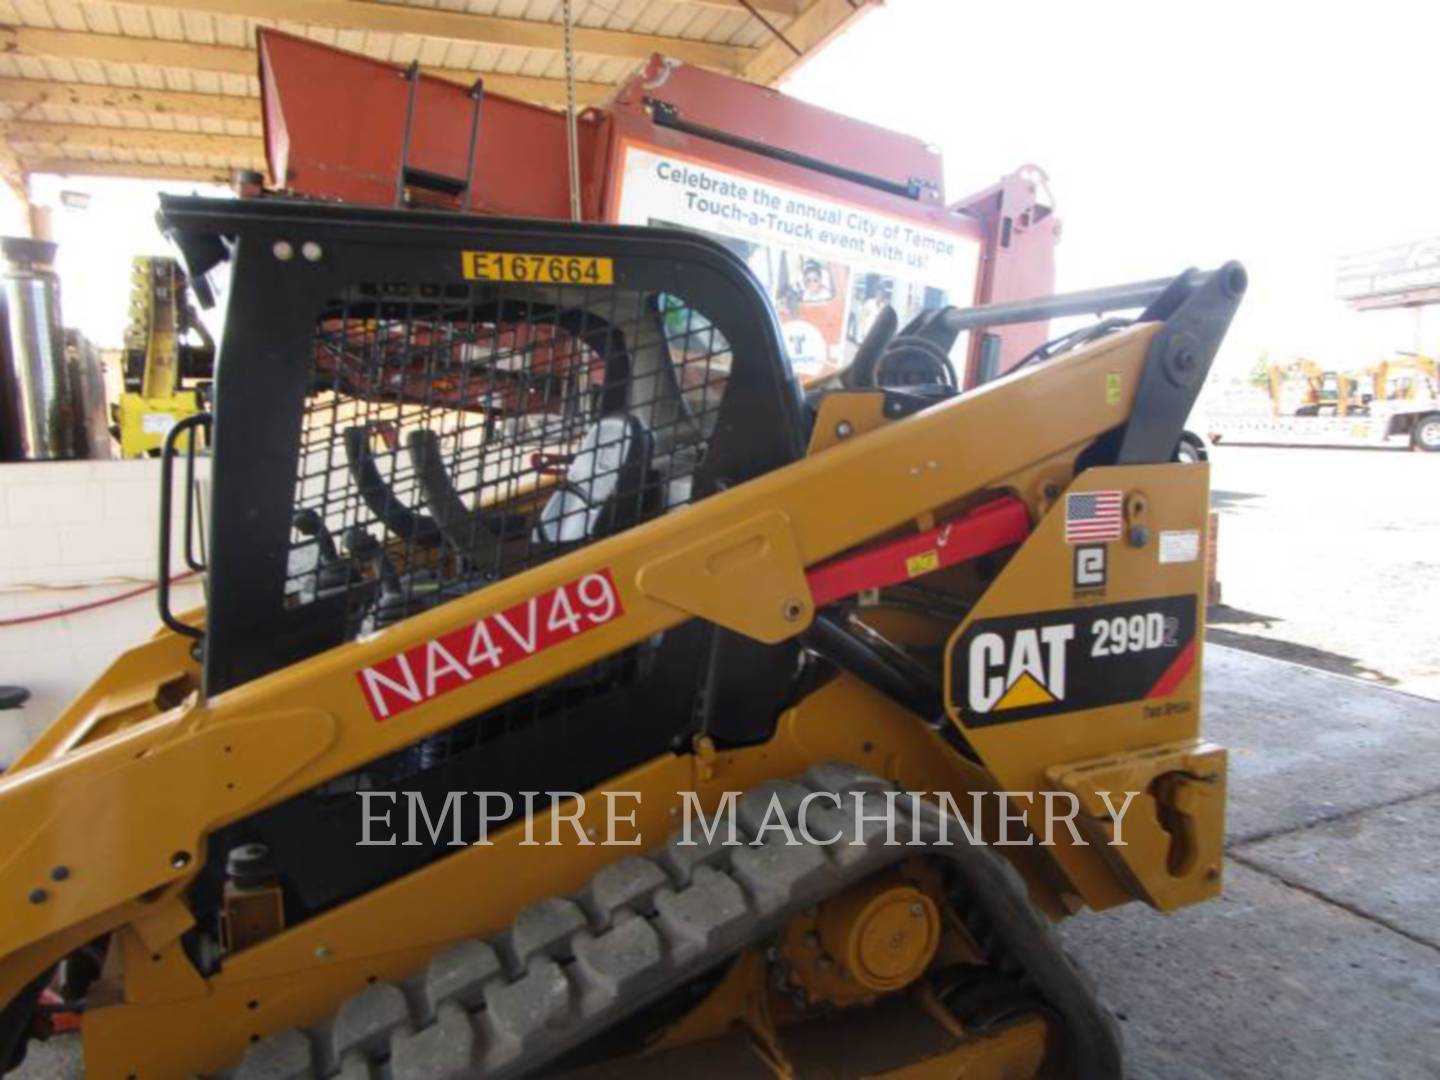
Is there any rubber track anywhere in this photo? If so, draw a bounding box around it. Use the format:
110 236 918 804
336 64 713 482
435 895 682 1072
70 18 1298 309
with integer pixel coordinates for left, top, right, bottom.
219 764 1121 1079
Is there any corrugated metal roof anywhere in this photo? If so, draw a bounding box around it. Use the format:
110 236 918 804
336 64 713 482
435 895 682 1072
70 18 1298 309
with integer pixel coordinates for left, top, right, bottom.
0 0 870 183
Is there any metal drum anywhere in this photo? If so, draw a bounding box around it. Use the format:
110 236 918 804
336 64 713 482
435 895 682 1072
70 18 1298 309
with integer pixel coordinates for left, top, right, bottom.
65 330 114 460
0 237 73 461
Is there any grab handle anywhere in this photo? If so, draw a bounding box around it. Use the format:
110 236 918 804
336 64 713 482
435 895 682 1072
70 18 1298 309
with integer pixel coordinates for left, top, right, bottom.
158 412 211 641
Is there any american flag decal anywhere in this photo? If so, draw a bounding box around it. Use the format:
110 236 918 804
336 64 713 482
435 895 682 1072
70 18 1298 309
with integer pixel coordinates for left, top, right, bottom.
1065 490 1123 543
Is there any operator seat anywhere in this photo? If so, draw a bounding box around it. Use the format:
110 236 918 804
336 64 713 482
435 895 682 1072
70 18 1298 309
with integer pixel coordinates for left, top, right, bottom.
535 413 654 545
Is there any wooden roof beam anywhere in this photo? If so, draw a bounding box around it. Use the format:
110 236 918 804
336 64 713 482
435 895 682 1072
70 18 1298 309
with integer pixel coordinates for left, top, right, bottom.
666 0 804 14
0 129 31 203
0 29 613 108
0 77 257 123
19 157 233 183
6 120 264 160
743 0 875 86
135 0 752 71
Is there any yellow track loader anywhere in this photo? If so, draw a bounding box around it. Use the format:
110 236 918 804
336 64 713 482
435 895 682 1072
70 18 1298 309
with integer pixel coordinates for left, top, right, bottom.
0 197 1245 1078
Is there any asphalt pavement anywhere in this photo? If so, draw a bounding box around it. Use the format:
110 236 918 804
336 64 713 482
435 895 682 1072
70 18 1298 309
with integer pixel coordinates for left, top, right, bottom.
1206 444 1440 699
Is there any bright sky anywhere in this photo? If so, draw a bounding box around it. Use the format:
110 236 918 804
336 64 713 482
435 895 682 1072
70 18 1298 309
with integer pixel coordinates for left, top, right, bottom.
10 0 1438 381
783 0 1440 376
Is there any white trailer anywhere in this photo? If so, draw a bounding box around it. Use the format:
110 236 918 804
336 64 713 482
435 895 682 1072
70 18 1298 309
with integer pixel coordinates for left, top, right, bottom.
1205 401 1440 451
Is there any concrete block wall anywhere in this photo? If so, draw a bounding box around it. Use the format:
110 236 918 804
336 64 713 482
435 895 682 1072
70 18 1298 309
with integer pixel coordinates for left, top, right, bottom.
0 459 205 765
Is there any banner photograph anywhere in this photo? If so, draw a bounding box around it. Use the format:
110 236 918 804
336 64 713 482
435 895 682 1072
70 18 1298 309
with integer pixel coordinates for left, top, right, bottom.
613 143 980 381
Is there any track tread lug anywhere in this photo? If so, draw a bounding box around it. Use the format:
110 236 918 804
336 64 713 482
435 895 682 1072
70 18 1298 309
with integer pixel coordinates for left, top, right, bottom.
233 1028 315 1080
335 1053 374 1080
652 865 750 961
390 1002 476 1080
581 856 669 927
730 835 832 910
656 832 732 888
330 983 411 1062
505 898 587 971
424 938 502 1013
570 915 664 1005
802 763 894 795
735 779 811 834
479 956 570 1071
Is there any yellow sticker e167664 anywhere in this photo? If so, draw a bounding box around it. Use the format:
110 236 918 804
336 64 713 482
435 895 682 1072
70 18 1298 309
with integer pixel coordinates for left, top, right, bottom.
462 251 614 286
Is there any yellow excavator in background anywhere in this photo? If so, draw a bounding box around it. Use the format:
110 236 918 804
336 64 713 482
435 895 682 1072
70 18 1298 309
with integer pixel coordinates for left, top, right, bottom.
1368 353 1439 403
1265 353 1438 420
1265 358 1363 417
1212 353 1440 450
113 256 215 458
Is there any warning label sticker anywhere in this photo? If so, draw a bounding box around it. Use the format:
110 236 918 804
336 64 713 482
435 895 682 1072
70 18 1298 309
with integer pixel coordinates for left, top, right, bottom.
1159 529 1202 564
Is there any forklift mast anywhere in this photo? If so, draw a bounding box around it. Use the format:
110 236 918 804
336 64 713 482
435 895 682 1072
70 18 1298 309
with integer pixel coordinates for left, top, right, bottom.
114 257 216 458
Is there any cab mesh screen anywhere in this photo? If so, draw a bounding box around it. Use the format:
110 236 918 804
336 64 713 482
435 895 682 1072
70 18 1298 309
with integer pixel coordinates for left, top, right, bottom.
285 280 732 641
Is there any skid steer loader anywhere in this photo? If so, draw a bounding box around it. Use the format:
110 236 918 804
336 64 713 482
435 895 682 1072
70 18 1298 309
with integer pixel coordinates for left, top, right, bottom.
0 195 1244 1078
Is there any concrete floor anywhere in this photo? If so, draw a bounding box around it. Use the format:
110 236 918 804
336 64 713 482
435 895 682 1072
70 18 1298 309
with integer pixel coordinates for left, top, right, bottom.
1207 445 1440 699
1059 645 1440 1079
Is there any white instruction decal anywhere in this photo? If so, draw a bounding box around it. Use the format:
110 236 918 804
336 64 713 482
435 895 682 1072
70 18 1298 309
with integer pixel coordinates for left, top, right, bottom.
1159 529 1201 564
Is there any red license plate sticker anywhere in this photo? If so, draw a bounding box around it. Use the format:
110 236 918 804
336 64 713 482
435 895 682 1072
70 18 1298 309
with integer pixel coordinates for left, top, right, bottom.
356 569 623 721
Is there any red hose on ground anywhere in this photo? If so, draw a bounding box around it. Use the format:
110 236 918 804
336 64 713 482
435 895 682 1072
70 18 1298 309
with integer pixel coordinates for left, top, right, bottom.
0 571 200 628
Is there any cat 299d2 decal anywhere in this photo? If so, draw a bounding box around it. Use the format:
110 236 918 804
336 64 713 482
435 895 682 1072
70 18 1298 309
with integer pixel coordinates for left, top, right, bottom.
949 595 1197 727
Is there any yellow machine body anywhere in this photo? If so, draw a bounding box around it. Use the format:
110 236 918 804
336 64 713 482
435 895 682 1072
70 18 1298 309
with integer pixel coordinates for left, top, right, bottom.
0 203 1243 1078
115 390 204 458
114 257 210 458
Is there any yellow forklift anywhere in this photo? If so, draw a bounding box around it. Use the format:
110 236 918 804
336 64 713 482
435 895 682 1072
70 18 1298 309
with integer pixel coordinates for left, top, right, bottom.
113 256 215 457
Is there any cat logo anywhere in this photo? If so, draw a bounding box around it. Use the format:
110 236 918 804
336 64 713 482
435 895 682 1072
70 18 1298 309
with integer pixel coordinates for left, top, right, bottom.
967 624 1076 714
949 596 1197 728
